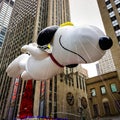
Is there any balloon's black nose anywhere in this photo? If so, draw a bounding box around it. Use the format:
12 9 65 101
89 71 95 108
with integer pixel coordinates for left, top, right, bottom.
99 36 113 50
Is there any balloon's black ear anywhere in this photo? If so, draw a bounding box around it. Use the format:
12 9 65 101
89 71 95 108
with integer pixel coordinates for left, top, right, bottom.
37 25 59 46
99 36 113 50
66 64 78 68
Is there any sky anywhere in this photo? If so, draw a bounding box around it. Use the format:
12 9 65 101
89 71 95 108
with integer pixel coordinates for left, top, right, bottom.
69 0 105 77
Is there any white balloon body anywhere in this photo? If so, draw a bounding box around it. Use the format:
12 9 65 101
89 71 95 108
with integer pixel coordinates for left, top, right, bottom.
6 43 63 80
6 25 109 80
52 25 106 65
25 54 63 80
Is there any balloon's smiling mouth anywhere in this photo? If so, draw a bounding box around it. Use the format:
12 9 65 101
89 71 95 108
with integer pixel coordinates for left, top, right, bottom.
59 35 87 63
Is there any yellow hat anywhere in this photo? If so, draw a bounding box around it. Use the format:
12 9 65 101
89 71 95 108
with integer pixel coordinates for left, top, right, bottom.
60 22 74 27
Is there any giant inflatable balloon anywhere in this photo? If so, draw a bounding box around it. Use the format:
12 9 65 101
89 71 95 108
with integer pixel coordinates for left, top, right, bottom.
6 22 113 80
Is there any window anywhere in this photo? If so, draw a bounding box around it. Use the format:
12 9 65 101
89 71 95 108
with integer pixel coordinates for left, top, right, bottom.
49 92 52 101
76 72 79 88
49 102 52 116
117 36 120 43
107 4 112 10
49 79 52 91
54 76 57 92
108 7 113 12
110 83 117 92
79 76 82 89
103 102 111 115
116 3 120 8
109 11 115 17
0 41 2 47
115 100 120 112
115 29 120 36
112 20 118 26
117 7 120 13
105 0 111 5
113 25 120 31
114 0 120 5
91 88 96 96
93 104 99 117
100 86 106 94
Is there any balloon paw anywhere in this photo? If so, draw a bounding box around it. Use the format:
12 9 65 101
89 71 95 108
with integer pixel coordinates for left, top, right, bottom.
21 45 28 53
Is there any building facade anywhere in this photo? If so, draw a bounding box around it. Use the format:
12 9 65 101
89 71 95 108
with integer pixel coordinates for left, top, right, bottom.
0 0 91 120
23 67 90 120
86 71 120 119
96 50 116 75
97 0 120 79
0 0 14 49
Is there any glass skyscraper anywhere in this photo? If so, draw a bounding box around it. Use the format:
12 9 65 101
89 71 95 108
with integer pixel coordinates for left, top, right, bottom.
0 0 14 48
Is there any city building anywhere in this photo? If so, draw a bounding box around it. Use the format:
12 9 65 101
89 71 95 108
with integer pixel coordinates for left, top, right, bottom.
86 71 120 119
96 50 116 75
97 0 120 79
0 0 90 120
0 0 14 51
15 66 90 120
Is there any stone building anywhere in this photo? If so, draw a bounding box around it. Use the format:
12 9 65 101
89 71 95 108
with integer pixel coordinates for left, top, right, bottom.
86 71 120 119
17 66 90 120
97 0 120 79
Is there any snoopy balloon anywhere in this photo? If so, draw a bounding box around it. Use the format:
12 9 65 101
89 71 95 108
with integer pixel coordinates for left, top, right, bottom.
6 22 113 80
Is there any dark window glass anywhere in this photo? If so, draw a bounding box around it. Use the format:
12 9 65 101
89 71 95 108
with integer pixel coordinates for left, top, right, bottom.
69 78 71 86
71 76 74 86
108 8 113 13
103 102 111 115
60 73 63 82
0 41 2 47
76 72 79 88
54 76 57 92
117 36 120 43
54 106 57 118
49 92 52 101
49 102 52 116
115 100 120 112
49 79 52 91
65 75 68 84
105 0 111 5
54 93 57 101
116 3 120 8
93 104 99 117
113 25 120 31
0 31 5 35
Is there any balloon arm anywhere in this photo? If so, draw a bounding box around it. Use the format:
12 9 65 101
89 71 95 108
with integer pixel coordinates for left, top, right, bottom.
21 44 48 59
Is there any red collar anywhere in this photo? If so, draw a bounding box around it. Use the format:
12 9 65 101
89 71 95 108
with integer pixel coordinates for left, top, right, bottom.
49 53 64 68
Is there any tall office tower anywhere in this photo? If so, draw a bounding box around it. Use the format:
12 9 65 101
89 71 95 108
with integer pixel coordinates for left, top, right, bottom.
97 0 120 79
0 0 70 119
96 50 116 75
0 0 14 50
